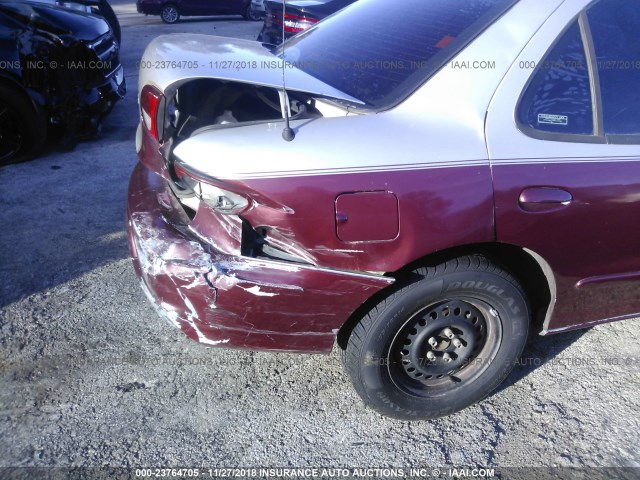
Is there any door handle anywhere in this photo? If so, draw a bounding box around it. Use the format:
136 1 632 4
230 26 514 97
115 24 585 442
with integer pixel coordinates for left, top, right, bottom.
518 187 573 212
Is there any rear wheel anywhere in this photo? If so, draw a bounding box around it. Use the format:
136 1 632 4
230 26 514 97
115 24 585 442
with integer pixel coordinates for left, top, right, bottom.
343 255 529 420
160 4 180 23
0 84 46 165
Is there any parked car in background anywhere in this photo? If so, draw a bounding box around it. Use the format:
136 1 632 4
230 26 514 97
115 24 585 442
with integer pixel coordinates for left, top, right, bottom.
0 1 125 164
257 0 356 45
136 0 257 24
129 0 640 420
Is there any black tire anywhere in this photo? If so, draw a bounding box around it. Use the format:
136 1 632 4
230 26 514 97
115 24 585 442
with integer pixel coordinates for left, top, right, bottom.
0 84 47 165
343 255 529 420
160 4 180 23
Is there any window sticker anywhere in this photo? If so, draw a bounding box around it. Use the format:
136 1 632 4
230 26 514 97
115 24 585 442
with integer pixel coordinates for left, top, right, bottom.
517 20 592 135
537 113 569 126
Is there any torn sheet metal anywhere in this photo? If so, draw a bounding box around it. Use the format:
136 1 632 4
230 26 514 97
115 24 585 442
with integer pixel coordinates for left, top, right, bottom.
127 163 394 353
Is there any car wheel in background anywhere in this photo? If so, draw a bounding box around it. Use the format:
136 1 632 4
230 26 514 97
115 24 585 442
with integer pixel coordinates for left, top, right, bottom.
0 84 47 165
160 4 180 23
343 255 530 420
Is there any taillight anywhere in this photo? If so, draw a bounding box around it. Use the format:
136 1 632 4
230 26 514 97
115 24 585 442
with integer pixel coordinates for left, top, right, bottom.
198 183 251 214
140 84 164 141
174 163 251 215
272 12 318 34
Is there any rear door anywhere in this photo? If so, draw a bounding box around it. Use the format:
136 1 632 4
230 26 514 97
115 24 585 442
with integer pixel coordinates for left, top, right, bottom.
487 0 640 332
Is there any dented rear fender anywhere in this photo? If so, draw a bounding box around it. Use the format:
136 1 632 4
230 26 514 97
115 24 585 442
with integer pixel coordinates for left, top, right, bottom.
127 162 394 353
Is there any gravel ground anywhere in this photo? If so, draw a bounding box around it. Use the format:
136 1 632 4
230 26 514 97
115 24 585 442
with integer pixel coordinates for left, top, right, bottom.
0 2 639 476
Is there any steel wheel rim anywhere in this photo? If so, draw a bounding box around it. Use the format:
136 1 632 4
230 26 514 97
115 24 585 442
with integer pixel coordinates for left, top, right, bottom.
387 297 503 398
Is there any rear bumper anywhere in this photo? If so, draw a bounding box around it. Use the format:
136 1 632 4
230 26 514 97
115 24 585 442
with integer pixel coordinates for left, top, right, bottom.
126 163 393 353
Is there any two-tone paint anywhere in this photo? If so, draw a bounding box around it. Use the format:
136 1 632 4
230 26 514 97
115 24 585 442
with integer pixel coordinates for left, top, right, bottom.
128 0 640 353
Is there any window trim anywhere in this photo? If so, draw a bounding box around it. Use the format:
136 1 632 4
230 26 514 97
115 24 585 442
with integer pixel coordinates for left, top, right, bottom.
516 1 640 145
579 11 604 137
607 134 640 144
515 14 605 144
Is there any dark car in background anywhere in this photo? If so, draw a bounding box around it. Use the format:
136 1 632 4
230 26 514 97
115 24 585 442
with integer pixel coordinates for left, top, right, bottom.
136 0 255 24
257 0 356 45
31 0 122 43
0 1 125 164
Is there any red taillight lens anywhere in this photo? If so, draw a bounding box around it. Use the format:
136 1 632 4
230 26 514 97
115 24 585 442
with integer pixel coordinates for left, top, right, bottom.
140 84 164 141
272 12 318 33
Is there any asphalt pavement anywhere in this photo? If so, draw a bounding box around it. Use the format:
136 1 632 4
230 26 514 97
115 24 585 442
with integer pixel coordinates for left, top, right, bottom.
0 2 638 477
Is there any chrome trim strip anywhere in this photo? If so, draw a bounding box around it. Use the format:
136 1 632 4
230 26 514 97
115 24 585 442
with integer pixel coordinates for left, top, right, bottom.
578 11 604 138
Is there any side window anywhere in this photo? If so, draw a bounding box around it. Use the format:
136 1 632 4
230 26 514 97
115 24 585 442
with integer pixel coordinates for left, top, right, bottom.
517 21 593 136
588 0 640 136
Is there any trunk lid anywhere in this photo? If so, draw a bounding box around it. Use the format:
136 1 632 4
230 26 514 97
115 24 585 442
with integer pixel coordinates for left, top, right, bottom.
139 34 363 104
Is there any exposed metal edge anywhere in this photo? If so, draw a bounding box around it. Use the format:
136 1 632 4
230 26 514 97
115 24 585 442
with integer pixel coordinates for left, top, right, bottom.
219 254 395 284
155 162 395 285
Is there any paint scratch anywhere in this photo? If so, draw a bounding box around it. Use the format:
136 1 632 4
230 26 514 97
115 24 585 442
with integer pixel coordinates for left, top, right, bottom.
240 285 278 297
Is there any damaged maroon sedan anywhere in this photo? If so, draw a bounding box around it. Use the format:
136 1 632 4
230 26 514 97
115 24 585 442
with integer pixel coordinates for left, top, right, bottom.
128 0 640 419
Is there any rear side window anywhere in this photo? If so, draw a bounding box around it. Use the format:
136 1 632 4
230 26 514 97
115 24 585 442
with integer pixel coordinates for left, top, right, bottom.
517 21 593 136
517 0 640 142
588 0 640 135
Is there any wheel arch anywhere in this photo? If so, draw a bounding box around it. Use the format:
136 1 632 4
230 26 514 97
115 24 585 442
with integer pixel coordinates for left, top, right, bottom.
0 77 48 164
0 74 46 114
336 242 555 350
0 74 27 100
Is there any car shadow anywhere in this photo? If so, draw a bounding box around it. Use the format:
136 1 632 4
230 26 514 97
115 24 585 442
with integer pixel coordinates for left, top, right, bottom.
181 16 248 23
491 328 588 396
0 102 136 308
0 12 244 308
